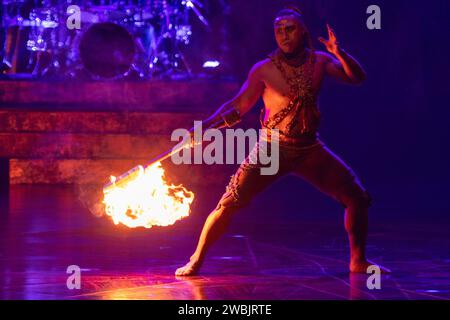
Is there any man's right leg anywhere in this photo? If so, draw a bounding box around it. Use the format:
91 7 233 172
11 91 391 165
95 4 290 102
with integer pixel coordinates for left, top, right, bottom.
174 196 240 276
175 144 286 276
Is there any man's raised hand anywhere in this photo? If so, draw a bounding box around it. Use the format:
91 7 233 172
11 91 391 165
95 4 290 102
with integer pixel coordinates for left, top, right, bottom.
318 24 340 55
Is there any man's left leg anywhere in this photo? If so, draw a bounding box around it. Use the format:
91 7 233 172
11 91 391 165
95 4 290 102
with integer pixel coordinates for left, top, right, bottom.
292 143 390 273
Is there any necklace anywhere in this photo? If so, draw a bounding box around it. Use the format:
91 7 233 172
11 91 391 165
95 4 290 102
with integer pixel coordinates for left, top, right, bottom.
279 49 309 67
275 49 315 101
263 48 318 135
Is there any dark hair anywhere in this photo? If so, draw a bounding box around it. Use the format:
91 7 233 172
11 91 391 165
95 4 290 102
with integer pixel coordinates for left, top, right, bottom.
274 6 303 20
274 6 314 50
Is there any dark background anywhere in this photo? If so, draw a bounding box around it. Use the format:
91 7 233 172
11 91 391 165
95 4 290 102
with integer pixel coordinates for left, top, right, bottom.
186 0 450 220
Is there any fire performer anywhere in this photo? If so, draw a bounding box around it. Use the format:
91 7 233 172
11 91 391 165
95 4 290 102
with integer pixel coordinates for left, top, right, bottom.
176 7 390 275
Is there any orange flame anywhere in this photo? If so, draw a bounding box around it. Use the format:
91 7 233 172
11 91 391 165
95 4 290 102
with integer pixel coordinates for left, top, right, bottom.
102 162 194 228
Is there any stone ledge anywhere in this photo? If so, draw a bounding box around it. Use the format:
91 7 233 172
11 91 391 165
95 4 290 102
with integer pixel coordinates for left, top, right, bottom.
10 159 235 186
0 80 239 110
0 110 206 134
0 133 181 159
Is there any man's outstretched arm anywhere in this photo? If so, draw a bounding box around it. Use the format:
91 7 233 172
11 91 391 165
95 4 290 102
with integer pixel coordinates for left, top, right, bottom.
198 62 265 130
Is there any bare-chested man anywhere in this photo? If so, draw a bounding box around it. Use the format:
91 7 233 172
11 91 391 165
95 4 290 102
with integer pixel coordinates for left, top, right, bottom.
175 7 390 276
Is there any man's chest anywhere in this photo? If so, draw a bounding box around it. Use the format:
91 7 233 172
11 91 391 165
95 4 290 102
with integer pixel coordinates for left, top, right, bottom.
262 60 326 99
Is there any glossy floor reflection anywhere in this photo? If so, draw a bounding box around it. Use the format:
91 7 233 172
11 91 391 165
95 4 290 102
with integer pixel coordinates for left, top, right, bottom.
0 185 449 300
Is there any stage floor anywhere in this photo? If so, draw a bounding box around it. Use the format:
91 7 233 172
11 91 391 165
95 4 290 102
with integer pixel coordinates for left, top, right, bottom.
0 185 449 300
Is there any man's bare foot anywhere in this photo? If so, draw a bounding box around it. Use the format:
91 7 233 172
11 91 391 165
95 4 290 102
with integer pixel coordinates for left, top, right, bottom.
175 256 203 276
349 259 391 274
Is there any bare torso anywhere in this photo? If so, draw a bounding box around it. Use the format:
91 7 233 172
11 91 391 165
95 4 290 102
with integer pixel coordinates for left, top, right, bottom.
258 51 329 128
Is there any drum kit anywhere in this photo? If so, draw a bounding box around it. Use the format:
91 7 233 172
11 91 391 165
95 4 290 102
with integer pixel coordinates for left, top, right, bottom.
1 0 209 79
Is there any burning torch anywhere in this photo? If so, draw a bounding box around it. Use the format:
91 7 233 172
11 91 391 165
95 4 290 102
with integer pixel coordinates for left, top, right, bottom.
102 105 241 194
98 105 241 228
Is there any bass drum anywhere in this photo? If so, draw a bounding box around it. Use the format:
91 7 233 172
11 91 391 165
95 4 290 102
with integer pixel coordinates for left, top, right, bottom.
78 22 135 79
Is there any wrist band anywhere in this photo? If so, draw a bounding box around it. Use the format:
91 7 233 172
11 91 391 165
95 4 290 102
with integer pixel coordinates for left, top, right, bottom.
220 107 241 128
